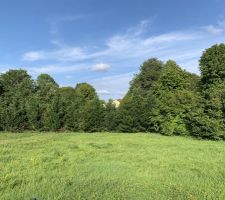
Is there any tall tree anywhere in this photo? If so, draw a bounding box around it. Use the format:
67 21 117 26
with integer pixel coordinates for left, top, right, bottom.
0 70 34 131
149 61 196 135
103 99 118 132
200 44 225 89
155 60 190 92
129 58 163 94
117 58 164 132
74 83 104 131
199 43 225 139
26 74 59 131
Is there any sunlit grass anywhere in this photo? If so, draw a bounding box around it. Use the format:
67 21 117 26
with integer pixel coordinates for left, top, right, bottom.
0 132 225 200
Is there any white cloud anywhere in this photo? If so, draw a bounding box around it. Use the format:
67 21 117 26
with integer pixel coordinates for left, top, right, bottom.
22 20 200 63
92 63 111 72
27 64 86 75
218 20 225 28
22 51 45 61
21 19 225 66
203 25 223 35
22 47 86 62
20 19 225 99
127 19 151 36
54 47 86 61
203 20 225 35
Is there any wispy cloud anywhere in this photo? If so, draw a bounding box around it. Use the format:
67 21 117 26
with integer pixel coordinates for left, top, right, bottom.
91 63 111 72
203 25 223 35
20 19 225 99
22 20 201 64
27 64 87 75
127 19 151 36
23 46 86 62
202 20 225 35
49 14 86 35
22 51 45 61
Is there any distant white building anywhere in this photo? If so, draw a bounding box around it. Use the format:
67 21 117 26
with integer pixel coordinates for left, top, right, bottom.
112 99 121 108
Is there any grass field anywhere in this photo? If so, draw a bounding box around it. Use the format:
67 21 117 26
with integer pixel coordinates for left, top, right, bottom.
0 133 225 200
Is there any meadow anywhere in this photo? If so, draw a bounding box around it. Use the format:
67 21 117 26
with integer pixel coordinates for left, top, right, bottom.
0 133 225 200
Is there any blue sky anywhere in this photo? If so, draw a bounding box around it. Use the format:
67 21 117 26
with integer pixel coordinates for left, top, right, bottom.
0 0 225 100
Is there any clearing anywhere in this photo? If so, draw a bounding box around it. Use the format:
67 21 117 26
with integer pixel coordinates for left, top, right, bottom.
0 133 225 200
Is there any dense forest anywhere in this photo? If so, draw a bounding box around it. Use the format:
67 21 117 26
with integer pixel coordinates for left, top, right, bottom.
0 44 225 140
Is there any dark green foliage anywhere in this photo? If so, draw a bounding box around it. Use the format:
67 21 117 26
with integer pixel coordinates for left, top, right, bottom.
149 61 199 136
129 58 163 94
25 74 59 131
75 83 96 100
187 73 200 92
199 43 225 139
0 43 224 140
0 70 34 131
103 99 118 131
0 69 34 95
117 89 147 132
63 98 81 131
70 83 104 132
187 109 223 140
79 97 104 132
37 73 59 88
0 80 3 95
26 94 43 130
156 60 190 92
118 59 198 136
47 92 66 131
150 91 189 136
200 44 225 89
58 87 77 131
117 58 164 133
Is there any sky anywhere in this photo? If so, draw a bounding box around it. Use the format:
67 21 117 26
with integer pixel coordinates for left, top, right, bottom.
0 0 225 100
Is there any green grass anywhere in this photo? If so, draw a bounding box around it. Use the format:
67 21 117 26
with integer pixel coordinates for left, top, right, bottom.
0 133 225 200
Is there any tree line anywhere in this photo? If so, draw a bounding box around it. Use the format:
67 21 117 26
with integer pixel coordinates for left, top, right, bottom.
0 44 225 140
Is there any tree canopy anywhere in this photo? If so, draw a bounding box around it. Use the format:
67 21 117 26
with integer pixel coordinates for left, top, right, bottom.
0 43 224 140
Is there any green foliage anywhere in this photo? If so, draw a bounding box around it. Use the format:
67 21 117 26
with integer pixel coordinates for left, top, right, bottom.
187 110 223 140
26 74 60 131
47 92 66 131
72 83 103 132
187 72 200 92
75 82 97 100
156 60 190 91
199 43 225 139
26 94 43 130
0 70 34 131
117 58 164 133
0 80 3 95
150 90 198 136
58 87 77 131
103 99 118 131
79 97 104 132
0 69 34 95
200 44 225 88
117 88 148 132
0 44 224 140
129 58 163 93
36 73 59 88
